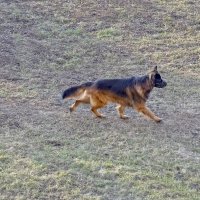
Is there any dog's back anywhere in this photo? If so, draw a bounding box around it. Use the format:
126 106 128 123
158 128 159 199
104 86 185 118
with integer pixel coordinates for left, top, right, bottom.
91 75 148 98
92 78 133 97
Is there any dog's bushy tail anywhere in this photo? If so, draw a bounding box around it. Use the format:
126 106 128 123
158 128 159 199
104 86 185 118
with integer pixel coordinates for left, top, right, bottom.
62 82 93 99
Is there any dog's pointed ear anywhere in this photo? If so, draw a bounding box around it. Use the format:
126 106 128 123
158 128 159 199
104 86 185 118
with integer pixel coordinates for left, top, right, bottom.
153 66 157 72
148 66 157 82
147 66 157 75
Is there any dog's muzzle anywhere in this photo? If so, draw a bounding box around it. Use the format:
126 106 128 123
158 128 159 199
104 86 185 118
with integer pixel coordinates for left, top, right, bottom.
155 80 167 88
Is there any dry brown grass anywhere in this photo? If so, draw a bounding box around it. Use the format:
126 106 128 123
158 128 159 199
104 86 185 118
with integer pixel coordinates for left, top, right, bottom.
0 0 199 199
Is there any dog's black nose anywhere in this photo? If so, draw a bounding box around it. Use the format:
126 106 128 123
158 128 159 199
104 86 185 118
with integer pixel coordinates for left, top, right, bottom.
163 81 167 87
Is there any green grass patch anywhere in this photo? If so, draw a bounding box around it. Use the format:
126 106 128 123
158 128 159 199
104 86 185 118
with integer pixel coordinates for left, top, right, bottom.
97 27 121 39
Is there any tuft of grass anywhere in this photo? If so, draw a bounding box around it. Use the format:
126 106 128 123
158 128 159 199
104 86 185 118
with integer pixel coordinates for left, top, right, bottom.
64 28 83 36
97 27 120 39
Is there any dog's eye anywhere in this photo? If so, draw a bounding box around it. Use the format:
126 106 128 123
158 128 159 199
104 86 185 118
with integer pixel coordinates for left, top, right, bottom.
155 74 161 79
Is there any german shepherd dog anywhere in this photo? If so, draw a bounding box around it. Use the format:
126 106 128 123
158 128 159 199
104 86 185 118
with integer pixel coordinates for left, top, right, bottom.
62 66 167 122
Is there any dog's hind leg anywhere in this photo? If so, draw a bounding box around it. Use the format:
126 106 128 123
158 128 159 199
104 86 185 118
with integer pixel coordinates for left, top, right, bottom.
116 104 129 119
69 91 90 112
134 104 162 122
90 94 106 118
69 99 89 112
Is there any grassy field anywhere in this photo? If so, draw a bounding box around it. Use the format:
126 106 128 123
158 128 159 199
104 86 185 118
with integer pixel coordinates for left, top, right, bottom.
0 0 200 199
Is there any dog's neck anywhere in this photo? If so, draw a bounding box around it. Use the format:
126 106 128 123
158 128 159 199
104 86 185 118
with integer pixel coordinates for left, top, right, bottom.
131 75 154 102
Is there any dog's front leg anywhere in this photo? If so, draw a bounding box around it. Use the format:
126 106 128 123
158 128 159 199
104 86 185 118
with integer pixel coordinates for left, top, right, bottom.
134 104 162 122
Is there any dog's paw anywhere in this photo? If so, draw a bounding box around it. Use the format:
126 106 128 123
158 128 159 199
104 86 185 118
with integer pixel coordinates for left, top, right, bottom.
97 115 106 118
120 115 129 120
155 117 162 123
69 107 74 112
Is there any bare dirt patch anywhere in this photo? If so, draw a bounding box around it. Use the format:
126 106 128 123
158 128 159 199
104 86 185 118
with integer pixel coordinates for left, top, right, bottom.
0 1 200 199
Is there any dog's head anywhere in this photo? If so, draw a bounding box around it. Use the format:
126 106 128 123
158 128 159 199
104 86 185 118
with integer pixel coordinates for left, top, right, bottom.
149 66 167 88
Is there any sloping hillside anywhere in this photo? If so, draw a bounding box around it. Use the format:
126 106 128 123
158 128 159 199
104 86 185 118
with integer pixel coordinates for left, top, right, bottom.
0 0 200 199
